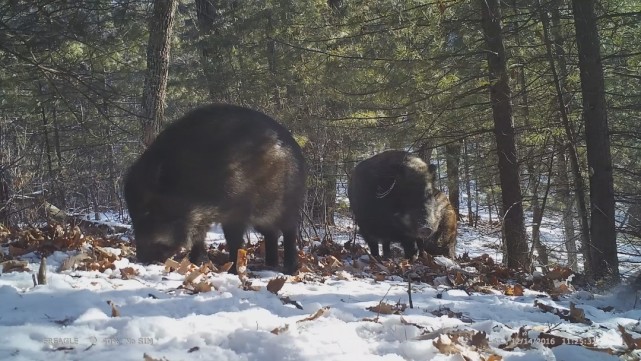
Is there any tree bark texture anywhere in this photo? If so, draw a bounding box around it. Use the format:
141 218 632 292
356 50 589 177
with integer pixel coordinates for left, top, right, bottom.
463 139 474 226
541 0 592 275
196 0 230 100
141 0 177 147
479 0 530 270
572 0 619 282
549 0 581 273
445 142 461 219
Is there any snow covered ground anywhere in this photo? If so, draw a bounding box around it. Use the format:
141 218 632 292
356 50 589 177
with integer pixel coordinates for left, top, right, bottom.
0 219 640 361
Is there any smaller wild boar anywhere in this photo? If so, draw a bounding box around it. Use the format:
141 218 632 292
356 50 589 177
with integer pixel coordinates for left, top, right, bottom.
348 150 457 259
124 104 306 274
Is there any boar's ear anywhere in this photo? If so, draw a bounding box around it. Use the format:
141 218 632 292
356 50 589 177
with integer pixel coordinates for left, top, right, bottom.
428 164 438 174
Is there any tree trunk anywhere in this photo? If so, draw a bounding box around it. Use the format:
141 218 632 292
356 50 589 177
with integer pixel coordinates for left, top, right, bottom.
511 0 545 266
629 202 641 237
463 139 474 226
141 0 177 147
266 11 282 108
558 146 579 271
572 0 619 283
531 149 554 266
195 0 228 101
40 102 57 208
479 0 529 270
50 104 66 209
445 142 461 219
539 0 592 276
417 140 433 166
550 0 579 273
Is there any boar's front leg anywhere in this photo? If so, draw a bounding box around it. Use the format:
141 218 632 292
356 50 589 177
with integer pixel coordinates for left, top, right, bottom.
222 223 247 274
281 227 299 275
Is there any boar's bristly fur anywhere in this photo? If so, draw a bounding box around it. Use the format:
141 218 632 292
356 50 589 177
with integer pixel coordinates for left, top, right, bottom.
124 104 306 275
348 150 457 260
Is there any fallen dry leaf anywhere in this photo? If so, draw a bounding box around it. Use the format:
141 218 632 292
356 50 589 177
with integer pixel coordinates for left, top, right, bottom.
58 252 92 272
452 271 466 286
176 257 192 275
374 273 387 282
164 259 181 272
183 269 205 285
93 246 118 262
271 307 330 335
271 324 289 335
498 326 531 351
279 296 303 310
236 249 248 275
267 276 287 295
513 284 524 296
143 353 168 361
546 266 573 280
619 324 641 350
218 262 234 273
107 300 121 317
433 335 460 355
367 302 395 315
1 260 30 273
193 280 213 293
9 244 34 257
470 331 489 350
298 306 330 323
569 302 592 325
120 267 139 280
505 284 524 296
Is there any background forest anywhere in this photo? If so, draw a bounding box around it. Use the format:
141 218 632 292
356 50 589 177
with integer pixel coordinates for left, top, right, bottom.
0 0 639 284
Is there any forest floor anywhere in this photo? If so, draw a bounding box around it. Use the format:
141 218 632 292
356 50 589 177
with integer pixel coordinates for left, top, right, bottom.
0 214 640 361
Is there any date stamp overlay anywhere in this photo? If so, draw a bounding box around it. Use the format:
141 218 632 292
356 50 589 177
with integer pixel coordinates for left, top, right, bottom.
44 336 156 347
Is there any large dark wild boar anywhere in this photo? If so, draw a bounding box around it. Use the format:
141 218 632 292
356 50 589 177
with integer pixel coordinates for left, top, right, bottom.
124 104 306 274
348 150 457 259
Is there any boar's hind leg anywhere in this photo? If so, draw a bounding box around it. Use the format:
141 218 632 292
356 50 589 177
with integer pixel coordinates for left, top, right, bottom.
382 239 392 259
222 223 247 274
188 224 210 265
281 227 299 275
400 239 418 260
256 228 280 268
361 232 382 258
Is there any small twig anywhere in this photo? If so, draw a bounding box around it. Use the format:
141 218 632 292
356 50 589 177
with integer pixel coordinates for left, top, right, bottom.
301 209 321 240
407 276 414 309
37 256 47 285
374 286 394 321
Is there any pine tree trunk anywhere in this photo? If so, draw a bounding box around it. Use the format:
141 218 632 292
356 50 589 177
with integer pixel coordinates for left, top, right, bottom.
463 139 474 226
558 147 579 271
539 0 592 276
572 0 619 283
479 0 530 270
445 142 461 219
417 140 433 166
195 0 230 101
550 0 579 272
141 0 177 147
511 0 545 266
